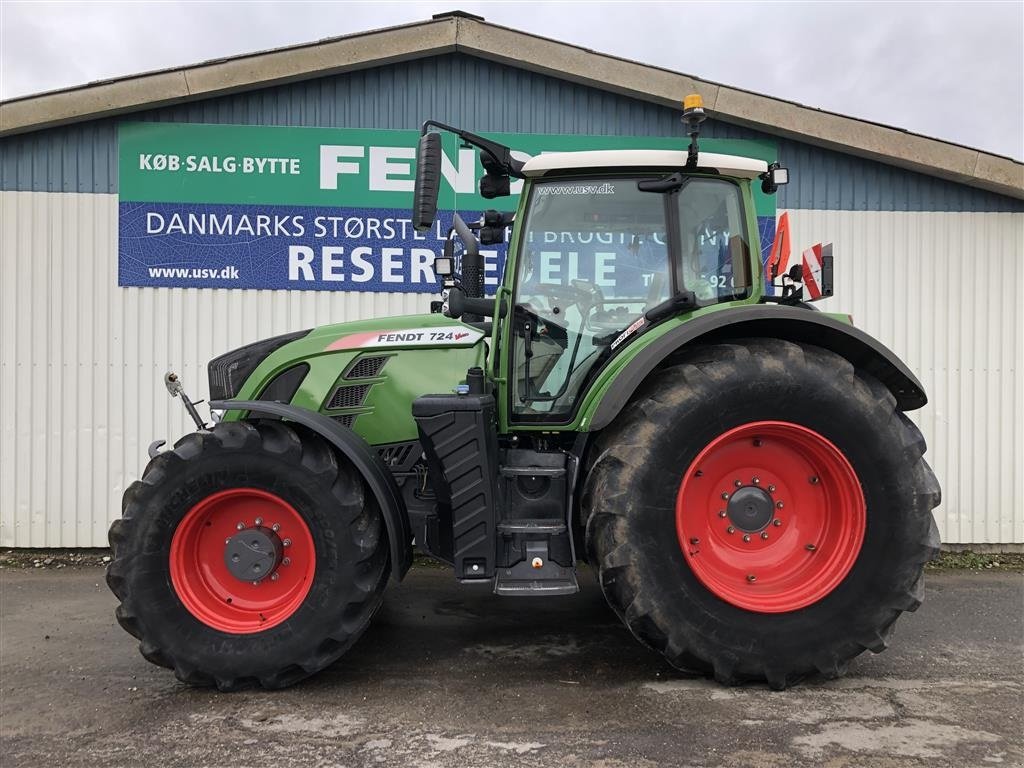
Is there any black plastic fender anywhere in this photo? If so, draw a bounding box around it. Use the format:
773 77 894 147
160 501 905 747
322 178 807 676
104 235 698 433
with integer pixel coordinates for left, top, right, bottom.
209 399 413 581
589 305 927 432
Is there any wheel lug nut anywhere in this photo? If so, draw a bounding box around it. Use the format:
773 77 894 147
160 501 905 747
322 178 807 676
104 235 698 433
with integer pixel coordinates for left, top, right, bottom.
236 522 245 531
225 537 232 544
726 526 735 534
752 477 761 485
809 476 819 485
721 492 730 500
772 519 782 527
283 538 292 547
760 531 769 540
718 510 727 518
747 574 757 583
690 537 700 545
806 543 817 551
768 485 776 493
776 501 784 509
742 534 751 543
695 470 703 477
270 572 280 581
251 580 259 586
734 479 743 488
255 517 263 527
282 557 291 566
753 439 763 447
272 523 280 532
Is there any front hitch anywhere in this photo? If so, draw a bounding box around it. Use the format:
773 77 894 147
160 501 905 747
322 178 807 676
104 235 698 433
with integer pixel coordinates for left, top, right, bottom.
164 371 207 430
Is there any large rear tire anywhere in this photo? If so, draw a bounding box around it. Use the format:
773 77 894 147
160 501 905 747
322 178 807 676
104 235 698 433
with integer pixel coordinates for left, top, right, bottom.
106 420 389 690
582 339 940 689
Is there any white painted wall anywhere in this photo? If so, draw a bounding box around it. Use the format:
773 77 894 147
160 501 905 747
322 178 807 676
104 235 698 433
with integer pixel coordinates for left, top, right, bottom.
1 191 1021 546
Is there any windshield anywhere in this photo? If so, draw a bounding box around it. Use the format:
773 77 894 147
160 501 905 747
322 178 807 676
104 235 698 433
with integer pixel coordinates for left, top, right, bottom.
512 177 670 417
510 174 751 420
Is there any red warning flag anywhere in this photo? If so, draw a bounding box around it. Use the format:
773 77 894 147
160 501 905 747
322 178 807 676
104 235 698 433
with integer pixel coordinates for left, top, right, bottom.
766 212 790 280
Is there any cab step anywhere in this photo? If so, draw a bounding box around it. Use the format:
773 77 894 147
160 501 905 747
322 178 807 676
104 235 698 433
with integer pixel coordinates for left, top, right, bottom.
496 519 567 535
493 540 579 597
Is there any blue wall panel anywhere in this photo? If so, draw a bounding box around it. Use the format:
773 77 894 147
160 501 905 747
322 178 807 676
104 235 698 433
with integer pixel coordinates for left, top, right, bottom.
2 53 1020 211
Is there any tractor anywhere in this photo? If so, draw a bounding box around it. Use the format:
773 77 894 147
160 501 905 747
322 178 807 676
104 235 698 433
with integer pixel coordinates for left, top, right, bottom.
107 95 940 691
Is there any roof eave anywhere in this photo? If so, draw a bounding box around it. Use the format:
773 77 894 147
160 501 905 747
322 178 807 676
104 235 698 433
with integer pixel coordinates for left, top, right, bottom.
1 14 1020 200
0 17 458 137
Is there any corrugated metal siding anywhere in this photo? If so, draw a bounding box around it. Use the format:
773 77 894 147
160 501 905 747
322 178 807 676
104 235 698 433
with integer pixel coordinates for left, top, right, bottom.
0 191 435 548
2 190 1021 546
2 54 1021 212
784 208 1024 545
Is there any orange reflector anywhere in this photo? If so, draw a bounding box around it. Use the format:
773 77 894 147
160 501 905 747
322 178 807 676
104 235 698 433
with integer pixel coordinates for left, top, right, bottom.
683 93 703 110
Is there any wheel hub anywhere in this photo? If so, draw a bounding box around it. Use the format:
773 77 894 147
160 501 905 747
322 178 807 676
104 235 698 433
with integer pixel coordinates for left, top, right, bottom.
224 526 283 582
169 488 315 634
675 421 866 613
726 486 774 532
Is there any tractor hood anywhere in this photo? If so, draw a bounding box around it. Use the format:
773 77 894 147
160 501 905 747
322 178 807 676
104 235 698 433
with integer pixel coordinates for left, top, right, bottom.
210 313 489 445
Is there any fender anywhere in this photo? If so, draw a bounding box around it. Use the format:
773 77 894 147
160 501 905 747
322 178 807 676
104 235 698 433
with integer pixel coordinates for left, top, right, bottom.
209 399 413 582
589 305 927 432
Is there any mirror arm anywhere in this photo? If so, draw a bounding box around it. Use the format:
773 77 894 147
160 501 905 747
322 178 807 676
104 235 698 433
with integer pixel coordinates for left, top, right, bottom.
421 120 525 179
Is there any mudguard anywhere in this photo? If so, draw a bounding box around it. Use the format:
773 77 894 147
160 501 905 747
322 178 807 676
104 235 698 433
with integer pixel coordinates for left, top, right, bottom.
209 399 413 581
588 305 927 432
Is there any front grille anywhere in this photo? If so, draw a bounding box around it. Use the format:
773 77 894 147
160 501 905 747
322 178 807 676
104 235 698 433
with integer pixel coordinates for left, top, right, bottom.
377 442 416 468
332 414 358 429
345 355 388 380
327 384 371 410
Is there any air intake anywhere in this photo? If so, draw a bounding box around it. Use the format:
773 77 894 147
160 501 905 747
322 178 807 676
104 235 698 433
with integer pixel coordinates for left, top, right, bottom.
327 384 371 410
344 355 388 380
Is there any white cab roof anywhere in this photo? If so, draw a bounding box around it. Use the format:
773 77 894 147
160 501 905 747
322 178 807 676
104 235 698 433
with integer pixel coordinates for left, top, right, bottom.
521 149 768 179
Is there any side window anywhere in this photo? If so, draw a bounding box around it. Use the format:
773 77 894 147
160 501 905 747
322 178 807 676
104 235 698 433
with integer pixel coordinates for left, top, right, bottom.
678 179 751 304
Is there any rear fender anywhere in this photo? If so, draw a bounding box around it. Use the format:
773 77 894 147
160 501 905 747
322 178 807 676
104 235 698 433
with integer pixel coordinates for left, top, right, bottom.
209 399 413 581
587 305 927 432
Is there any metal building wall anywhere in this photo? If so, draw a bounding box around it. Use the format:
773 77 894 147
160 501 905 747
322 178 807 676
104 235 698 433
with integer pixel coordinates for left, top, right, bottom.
1 52 1021 547
784 210 1023 545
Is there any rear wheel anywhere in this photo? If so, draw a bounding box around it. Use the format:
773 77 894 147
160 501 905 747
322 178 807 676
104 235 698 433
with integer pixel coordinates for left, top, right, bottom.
583 339 940 689
107 420 389 690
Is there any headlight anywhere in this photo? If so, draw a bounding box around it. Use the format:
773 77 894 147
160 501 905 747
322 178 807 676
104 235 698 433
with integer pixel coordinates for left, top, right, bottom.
207 330 310 401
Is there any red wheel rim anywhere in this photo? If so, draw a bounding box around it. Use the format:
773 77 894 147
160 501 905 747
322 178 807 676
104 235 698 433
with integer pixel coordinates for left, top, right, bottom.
169 488 316 633
676 421 865 613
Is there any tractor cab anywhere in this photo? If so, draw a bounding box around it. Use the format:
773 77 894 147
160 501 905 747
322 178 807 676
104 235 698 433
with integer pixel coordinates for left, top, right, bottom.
508 151 763 419
413 102 782 427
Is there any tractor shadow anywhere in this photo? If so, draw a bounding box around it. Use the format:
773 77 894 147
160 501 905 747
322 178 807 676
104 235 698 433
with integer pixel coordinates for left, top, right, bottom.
312 563 676 689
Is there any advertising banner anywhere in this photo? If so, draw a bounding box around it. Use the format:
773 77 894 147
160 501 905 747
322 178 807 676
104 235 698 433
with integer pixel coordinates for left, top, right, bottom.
118 122 776 292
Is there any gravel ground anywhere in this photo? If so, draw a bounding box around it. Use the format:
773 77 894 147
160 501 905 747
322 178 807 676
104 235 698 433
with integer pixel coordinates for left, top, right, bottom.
1 562 1021 768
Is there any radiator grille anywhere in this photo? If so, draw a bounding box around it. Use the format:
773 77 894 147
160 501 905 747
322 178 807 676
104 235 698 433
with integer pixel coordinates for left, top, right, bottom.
332 414 358 429
327 384 371 409
377 442 417 468
345 355 388 380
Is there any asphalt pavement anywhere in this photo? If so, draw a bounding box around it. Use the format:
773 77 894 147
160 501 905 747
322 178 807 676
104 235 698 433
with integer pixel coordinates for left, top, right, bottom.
1 563 1021 767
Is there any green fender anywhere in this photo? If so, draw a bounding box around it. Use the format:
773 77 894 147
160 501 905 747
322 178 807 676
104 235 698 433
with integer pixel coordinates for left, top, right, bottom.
584 305 927 432
209 399 414 581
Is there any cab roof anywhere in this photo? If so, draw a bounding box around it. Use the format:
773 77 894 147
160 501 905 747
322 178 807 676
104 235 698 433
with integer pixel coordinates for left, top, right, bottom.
521 150 769 179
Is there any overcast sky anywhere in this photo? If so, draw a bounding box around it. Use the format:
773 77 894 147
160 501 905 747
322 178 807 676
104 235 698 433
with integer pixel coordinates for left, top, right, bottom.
1 1 1021 160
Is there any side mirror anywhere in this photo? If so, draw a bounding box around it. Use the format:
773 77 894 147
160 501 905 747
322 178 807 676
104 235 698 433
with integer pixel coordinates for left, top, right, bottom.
413 132 442 232
760 163 789 195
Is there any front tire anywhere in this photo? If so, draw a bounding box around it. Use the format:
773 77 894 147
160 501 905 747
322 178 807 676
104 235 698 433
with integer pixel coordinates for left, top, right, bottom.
583 339 940 689
107 420 389 690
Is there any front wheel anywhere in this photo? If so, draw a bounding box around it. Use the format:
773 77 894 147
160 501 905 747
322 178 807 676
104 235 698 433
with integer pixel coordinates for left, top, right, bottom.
107 420 389 690
583 339 940 689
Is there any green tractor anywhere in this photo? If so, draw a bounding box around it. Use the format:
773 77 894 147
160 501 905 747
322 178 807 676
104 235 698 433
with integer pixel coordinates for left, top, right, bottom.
107 96 940 691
